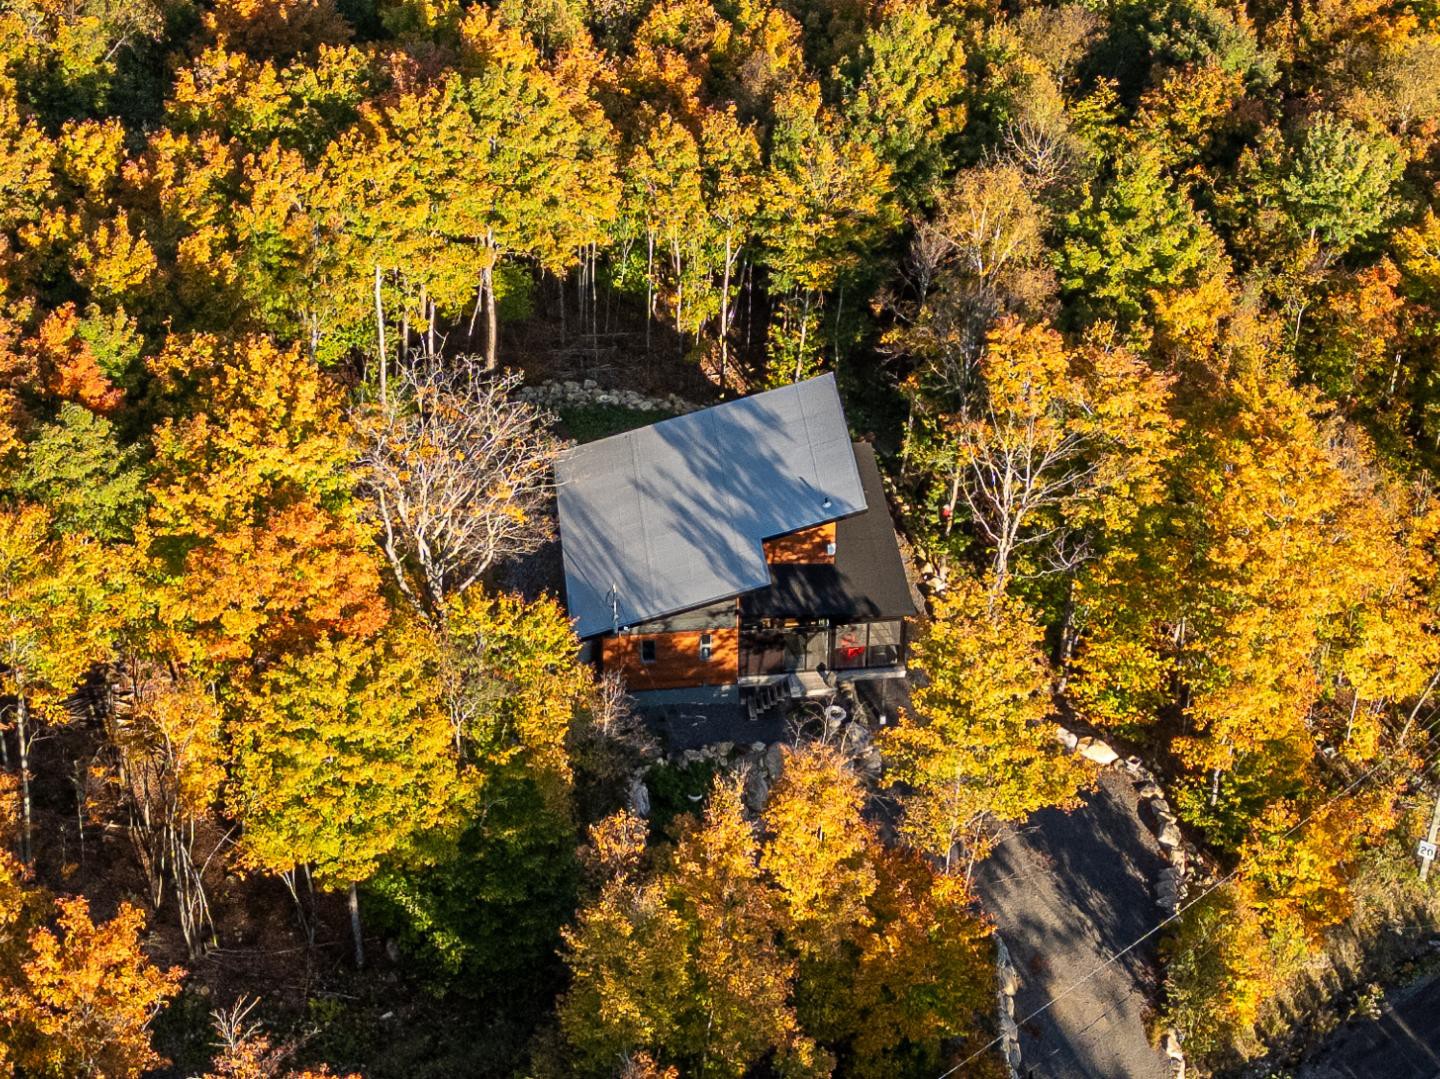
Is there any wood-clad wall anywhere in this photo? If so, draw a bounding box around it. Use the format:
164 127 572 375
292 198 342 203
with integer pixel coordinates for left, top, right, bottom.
602 627 740 690
763 521 836 564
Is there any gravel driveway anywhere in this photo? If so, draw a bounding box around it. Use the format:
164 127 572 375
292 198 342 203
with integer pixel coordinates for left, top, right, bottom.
1300 968 1440 1079
974 768 1173 1079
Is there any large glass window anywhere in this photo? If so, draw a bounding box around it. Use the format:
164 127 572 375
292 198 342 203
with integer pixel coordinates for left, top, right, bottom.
867 620 903 667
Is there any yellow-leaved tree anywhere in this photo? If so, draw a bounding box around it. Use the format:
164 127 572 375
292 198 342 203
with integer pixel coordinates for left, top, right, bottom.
0 503 130 863
883 574 1089 873
227 615 460 967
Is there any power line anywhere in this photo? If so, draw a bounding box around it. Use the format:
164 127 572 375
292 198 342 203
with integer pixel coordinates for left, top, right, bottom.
938 714 1440 1078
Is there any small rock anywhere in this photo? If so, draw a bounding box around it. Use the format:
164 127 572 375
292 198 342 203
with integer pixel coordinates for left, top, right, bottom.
1139 780 1164 800
1157 820 1183 848
385 939 402 963
763 742 786 779
712 741 734 758
749 741 766 753
583 378 598 390
1055 727 1080 752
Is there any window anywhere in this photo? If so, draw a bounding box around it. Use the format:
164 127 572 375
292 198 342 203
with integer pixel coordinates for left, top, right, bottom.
699 632 713 661
640 639 656 664
867 621 903 667
832 623 869 669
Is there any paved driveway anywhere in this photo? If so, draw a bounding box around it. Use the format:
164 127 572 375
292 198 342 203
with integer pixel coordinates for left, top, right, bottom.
1300 969 1440 1079
974 769 1173 1079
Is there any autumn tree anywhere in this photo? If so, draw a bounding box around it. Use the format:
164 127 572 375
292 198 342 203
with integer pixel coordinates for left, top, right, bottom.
0 886 180 1079
559 754 1005 1076
883 574 1089 871
228 616 460 966
105 664 227 958
0 504 128 863
762 82 897 383
903 316 1173 590
146 333 386 665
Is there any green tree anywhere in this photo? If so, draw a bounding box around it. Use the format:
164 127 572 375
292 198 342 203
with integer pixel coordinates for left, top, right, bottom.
1281 113 1404 252
10 404 145 541
1057 145 1227 329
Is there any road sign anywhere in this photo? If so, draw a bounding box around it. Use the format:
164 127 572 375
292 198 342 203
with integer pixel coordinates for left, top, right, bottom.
1420 840 1438 862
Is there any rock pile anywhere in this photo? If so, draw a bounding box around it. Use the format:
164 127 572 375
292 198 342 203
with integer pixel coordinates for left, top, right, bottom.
996 934 1023 1078
516 377 696 416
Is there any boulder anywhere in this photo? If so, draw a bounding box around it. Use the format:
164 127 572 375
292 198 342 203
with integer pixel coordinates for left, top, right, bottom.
711 740 734 759
1055 727 1080 753
743 768 771 813
1156 819 1183 848
627 775 651 818
1138 780 1164 800
1079 739 1120 766
763 742 786 779
583 378 598 389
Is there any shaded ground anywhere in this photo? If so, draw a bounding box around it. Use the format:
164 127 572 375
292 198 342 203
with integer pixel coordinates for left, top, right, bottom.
974 769 1172 1079
1299 968 1440 1079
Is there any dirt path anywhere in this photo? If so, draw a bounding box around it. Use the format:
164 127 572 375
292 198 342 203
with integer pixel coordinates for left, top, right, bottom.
974 769 1173 1079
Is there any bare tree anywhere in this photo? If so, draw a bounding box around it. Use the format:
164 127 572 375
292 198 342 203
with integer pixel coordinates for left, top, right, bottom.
356 353 559 616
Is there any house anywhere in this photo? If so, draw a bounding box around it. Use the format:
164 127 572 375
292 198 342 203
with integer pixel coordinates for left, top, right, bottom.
555 374 916 708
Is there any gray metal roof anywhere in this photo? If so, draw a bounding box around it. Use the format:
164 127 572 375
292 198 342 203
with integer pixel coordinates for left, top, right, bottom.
556 374 866 638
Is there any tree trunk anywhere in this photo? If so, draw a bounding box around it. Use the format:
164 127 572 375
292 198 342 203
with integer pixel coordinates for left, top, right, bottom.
16 695 32 865
374 265 388 407
719 233 732 392
793 291 811 383
349 883 365 969
483 261 498 371
645 230 655 352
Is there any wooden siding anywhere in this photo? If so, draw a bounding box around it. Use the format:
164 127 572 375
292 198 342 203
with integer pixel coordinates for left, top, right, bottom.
763 521 836 564
602 627 740 690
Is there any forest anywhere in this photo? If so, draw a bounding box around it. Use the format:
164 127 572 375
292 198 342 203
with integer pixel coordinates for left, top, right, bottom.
2 0 1440 1074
